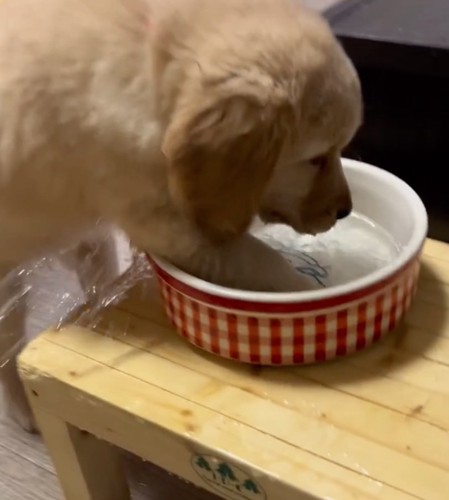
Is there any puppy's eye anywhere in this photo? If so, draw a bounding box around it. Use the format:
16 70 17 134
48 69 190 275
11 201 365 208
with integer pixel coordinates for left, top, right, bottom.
310 155 328 169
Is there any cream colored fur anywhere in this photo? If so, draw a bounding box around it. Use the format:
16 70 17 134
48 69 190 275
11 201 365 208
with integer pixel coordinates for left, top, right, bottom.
0 0 362 429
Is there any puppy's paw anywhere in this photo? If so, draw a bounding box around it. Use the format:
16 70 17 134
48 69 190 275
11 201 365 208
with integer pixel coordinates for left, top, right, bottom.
168 234 324 293
261 270 322 293
232 236 323 292
238 264 323 293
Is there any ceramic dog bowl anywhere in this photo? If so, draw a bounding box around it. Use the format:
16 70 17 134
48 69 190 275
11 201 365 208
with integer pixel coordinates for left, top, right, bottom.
150 159 428 365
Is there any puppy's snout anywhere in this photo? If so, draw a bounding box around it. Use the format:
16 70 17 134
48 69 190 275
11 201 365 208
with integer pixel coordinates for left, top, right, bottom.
336 207 351 220
335 171 352 220
336 191 353 220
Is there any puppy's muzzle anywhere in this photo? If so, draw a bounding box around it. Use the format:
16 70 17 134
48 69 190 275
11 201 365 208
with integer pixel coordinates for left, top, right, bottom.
335 191 353 220
337 207 351 220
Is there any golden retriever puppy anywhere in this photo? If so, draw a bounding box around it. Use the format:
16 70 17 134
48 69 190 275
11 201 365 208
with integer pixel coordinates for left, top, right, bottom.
0 0 361 291
0 0 361 428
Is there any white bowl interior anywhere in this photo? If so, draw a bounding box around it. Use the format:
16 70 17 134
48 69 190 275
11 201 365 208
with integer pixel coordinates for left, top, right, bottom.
153 159 428 302
348 162 418 247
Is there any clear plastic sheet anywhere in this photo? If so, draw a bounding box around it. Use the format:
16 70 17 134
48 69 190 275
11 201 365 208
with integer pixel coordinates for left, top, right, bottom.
0 227 202 496
0 225 153 370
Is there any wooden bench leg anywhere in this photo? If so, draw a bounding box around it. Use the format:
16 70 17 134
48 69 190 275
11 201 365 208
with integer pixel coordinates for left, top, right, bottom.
32 406 130 500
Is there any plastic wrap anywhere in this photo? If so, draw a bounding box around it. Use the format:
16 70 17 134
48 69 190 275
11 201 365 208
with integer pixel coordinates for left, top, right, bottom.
0 231 208 496
0 225 153 370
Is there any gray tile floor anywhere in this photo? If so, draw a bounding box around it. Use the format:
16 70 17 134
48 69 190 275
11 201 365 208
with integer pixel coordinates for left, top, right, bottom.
0 1 343 498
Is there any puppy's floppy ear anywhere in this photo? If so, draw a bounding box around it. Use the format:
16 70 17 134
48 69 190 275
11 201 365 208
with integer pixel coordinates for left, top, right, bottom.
162 95 289 243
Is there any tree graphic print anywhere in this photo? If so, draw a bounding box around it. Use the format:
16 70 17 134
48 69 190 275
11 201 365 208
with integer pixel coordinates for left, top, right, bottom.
217 462 237 484
243 479 261 494
196 456 216 480
193 455 264 498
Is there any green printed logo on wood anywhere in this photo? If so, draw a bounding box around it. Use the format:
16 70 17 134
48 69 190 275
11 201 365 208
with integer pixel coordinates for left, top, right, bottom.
192 453 266 500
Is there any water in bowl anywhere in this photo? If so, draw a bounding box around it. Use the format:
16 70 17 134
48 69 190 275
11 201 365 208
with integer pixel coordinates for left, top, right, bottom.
252 213 401 289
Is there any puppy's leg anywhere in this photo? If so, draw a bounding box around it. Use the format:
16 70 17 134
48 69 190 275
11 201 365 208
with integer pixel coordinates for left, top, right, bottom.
177 234 319 292
121 214 314 292
57 228 133 331
58 227 122 303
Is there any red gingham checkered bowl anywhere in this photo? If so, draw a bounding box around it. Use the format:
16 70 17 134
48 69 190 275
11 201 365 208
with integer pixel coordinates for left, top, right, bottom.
150 159 428 365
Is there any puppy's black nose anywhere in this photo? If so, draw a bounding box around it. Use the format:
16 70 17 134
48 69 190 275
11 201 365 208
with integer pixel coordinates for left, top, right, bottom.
336 208 351 220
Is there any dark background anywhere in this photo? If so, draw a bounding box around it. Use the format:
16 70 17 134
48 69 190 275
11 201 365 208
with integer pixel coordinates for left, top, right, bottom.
325 0 449 242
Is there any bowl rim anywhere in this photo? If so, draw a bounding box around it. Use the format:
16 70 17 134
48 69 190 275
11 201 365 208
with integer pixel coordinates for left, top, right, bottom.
151 158 428 304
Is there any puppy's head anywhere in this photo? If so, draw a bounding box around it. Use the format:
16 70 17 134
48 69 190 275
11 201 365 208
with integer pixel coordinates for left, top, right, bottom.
159 0 362 242
259 36 362 235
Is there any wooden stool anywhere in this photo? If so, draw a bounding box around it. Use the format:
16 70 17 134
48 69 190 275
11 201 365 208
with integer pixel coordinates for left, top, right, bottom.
18 239 449 500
